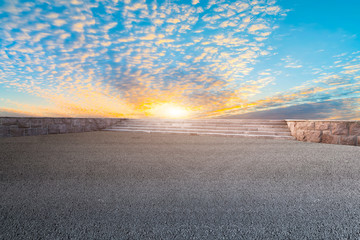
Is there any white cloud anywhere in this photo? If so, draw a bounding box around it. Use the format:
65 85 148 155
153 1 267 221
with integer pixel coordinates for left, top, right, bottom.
248 24 268 33
53 19 67 26
33 33 50 42
167 18 181 24
35 23 50 31
285 64 303 69
72 22 85 32
104 22 118 31
71 0 82 5
266 6 281 15
46 13 59 19
192 0 199 5
60 33 71 39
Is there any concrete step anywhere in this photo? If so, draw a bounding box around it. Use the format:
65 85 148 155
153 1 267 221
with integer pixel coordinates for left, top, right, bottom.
103 128 294 139
120 119 286 122
109 126 292 136
114 123 289 129
105 119 294 140
118 120 287 126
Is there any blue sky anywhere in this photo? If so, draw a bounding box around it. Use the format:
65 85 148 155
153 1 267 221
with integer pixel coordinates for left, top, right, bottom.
0 0 359 119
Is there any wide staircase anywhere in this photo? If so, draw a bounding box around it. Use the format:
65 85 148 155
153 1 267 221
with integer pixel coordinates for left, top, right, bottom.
104 119 295 140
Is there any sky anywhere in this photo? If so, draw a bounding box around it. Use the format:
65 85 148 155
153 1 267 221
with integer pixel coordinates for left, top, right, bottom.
0 0 359 119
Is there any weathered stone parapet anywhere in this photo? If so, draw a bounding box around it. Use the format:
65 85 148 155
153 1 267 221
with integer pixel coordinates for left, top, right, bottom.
0 117 123 137
286 120 360 146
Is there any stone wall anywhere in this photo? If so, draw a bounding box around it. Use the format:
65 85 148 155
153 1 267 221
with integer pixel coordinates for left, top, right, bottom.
286 120 360 146
0 117 122 137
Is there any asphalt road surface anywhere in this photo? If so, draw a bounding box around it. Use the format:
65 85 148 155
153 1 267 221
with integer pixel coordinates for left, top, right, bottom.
1 131 360 239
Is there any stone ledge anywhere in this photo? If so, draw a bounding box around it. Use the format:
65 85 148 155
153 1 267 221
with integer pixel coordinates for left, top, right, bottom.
286 120 360 146
0 117 124 137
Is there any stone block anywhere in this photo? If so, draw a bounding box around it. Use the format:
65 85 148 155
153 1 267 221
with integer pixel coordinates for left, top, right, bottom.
58 124 68 134
339 136 356 146
295 129 306 141
94 119 106 129
67 127 76 133
46 123 69 134
84 125 92 132
37 128 48 135
296 121 315 130
306 130 322 143
357 136 360 146
54 118 65 124
63 118 72 124
30 119 43 128
105 119 112 126
74 126 84 132
43 118 54 126
26 128 39 136
2 118 18 126
322 133 339 144
23 128 31 136
48 124 60 134
349 122 360 136
315 122 330 131
331 122 348 135
0 126 4 137
10 127 24 137
17 119 30 128
93 123 100 130
2 126 10 137
97 121 106 129
86 119 95 127
73 119 85 126
286 122 296 136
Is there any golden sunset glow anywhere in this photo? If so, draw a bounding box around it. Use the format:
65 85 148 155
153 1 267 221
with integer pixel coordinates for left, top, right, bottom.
148 103 190 119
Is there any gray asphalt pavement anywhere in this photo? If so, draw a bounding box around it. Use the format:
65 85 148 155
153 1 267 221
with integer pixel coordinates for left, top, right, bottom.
1 131 360 239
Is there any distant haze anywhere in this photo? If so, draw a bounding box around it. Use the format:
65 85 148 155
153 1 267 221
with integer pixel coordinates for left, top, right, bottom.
223 99 360 120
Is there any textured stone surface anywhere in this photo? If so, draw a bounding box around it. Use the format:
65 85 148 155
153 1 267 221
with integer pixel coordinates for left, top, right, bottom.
42 119 54 126
17 119 31 128
30 119 43 128
315 122 330 131
10 127 24 137
84 125 92 132
331 122 348 135
0 118 120 137
26 128 40 136
339 136 356 146
287 121 359 146
58 124 68 134
296 121 315 130
38 128 49 135
349 122 360 135
73 119 85 126
287 122 296 136
2 126 10 137
322 133 339 144
295 129 306 141
306 131 322 143
2 118 18 126
74 126 84 132
48 124 60 134
54 118 65 124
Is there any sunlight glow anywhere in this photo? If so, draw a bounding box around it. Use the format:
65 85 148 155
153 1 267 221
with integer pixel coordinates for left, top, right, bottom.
149 103 190 119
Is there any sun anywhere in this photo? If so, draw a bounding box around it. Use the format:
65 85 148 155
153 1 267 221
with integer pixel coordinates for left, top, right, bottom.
149 103 190 119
